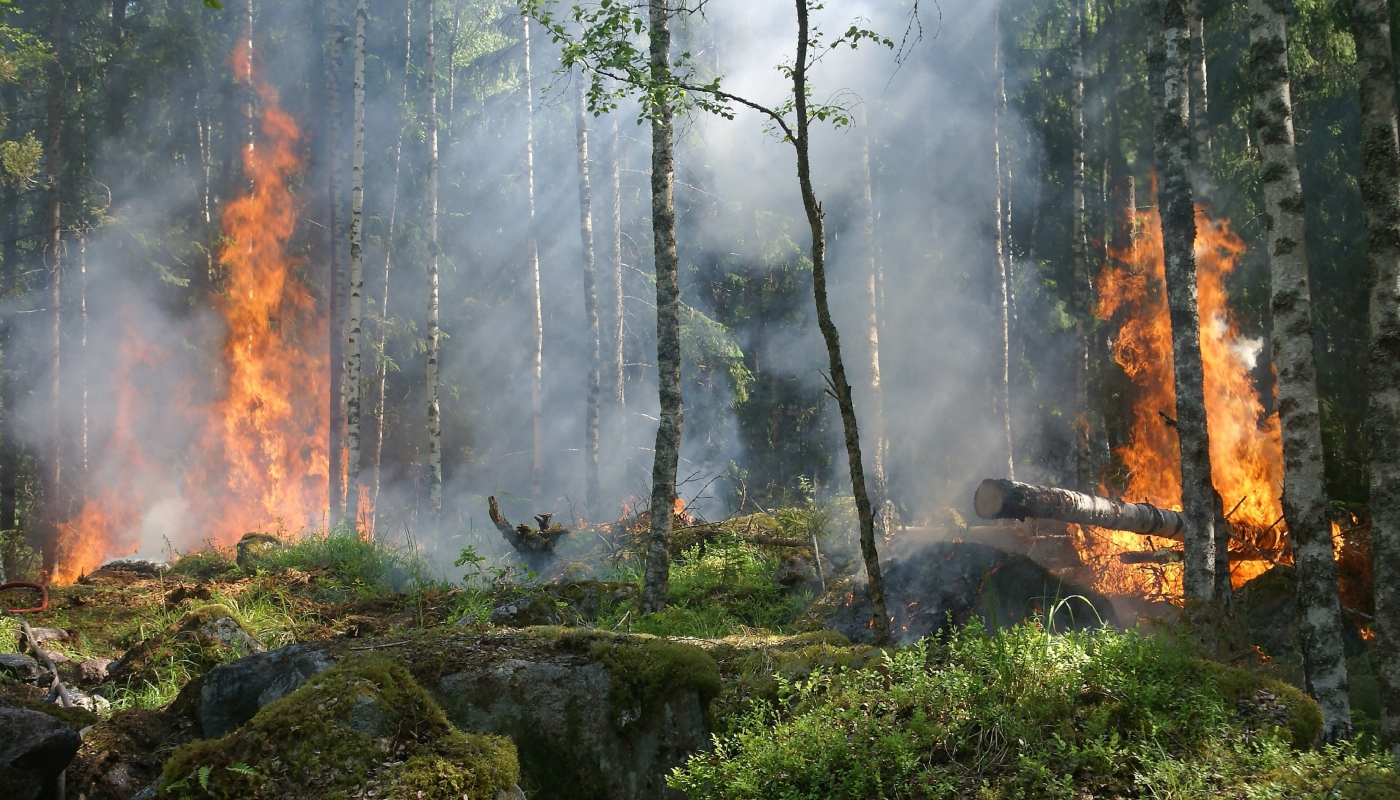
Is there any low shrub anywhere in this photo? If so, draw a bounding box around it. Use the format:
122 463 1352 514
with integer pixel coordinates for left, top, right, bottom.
669 622 1398 800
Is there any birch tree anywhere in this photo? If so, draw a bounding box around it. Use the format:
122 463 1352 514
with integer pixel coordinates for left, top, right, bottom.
1186 0 1212 203
993 8 1013 481
426 0 443 515
373 1 413 525
1147 0 1221 620
1247 0 1350 740
326 0 347 523
346 0 367 527
1070 0 1090 490
42 0 64 576
576 76 602 517
523 16 544 505
1351 0 1400 756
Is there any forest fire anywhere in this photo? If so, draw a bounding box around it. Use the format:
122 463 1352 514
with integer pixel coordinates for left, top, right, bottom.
50 47 326 583
1082 206 1287 601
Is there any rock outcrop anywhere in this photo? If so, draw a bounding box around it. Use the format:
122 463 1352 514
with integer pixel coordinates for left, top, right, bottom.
0 704 82 800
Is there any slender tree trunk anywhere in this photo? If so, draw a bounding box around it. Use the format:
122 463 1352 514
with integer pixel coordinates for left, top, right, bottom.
576 78 602 517
523 18 544 505
373 1 413 528
641 0 681 615
426 0 443 515
78 236 87 498
993 9 1014 481
346 0 367 528
327 0 347 524
609 113 626 440
1186 0 1213 204
855 106 892 533
42 0 64 578
1070 0 1091 491
1148 0 1220 618
1352 0 1400 757
791 0 889 644
1246 0 1351 741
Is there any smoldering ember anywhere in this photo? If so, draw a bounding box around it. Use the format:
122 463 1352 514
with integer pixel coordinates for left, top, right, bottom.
1 0 1399 798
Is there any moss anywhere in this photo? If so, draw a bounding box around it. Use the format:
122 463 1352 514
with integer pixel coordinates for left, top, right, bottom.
1197 659 1324 749
110 603 263 692
169 550 240 581
586 636 721 729
158 652 517 800
0 682 100 729
707 638 879 731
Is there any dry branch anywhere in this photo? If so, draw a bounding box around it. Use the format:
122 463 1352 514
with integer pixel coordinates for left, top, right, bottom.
974 478 1184 539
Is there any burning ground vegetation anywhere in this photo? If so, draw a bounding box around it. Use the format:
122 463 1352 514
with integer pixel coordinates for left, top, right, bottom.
0 504 1395 800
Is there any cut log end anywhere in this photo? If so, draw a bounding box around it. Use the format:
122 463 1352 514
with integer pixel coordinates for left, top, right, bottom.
973 479 1008 520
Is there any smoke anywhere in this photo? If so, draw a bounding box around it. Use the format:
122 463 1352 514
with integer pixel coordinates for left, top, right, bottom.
8 0 1042 577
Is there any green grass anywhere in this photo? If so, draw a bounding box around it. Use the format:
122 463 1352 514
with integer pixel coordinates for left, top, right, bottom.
669 621 1396 800
600 535 813 638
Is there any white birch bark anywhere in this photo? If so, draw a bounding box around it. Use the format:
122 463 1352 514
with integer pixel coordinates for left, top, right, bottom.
1352 0 1400 756
1247 0 1350 739
1149 0 1220 617
524 17 544 505
346 0 367 527
576 77 602 517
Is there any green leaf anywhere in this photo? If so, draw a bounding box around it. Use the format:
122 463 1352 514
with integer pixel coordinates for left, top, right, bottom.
203 0 224 8
197 766 212 790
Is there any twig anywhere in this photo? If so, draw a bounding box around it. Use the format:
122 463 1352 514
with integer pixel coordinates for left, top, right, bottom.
1224 495 1247 521
348 640 409 651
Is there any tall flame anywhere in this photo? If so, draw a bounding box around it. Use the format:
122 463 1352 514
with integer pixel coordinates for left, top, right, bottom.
51 46 327 583
1080 205 1286 599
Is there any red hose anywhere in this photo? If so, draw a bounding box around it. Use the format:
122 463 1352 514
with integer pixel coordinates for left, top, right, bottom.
0 582 49 614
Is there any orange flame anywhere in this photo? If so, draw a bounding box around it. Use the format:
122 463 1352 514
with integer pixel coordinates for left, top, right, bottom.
1082 204 1286 599
50 46 327 582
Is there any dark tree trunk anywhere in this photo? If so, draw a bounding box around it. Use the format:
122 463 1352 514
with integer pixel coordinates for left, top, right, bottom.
1352 0 1400 757
641 0 681 615
792 0 889 644
1070 0 1091 490
1148 0 1222 618
41 0 65 578
107 0 128 138
576 77 601 517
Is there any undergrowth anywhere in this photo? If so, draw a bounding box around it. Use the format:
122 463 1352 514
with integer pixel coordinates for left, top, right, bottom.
601 535 812 638
669 621 1396 800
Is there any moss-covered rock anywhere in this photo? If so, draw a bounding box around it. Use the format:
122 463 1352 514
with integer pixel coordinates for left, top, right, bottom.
585 635 721 730
1196 659 1323 749
158 652 518 800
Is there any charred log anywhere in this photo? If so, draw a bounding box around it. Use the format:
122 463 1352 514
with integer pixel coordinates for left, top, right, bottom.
974 478 1184 539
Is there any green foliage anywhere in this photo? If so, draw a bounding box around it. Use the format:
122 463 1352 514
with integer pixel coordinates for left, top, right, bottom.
160 652 519 800
244 524 438 601
602 534 813 637
668 622 1378 800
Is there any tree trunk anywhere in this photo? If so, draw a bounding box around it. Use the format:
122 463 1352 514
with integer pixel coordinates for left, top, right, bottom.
1352 0 1400 757
854 106 892 534
1149 0 1221 616
42 0 65 578
524 17 544 505
1246 0 1351 741
1186 0 1213 204
326 0 347 524
608 112 626 436
792 0 889 644
1070 0 1091 491
373 0 413 529
641 0 681 615
993 8 1014 481
576 77 601 517
974 478 1185 537
426 0 443 515
1106 0 1134 260
346 0 367 529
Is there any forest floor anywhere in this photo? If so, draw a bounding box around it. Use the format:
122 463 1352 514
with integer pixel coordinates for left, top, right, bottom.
1 515 1398 799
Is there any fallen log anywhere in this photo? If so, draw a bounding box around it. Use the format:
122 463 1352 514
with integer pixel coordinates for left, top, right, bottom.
974 478 1184 539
